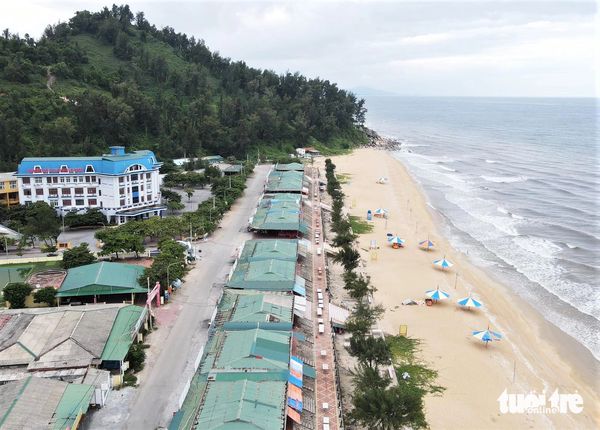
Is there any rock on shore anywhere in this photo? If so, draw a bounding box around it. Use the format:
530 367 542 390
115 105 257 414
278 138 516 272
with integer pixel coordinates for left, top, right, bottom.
362 127 402 150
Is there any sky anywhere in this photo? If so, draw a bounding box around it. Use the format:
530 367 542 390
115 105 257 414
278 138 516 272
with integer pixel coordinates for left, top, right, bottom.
3 0 597 97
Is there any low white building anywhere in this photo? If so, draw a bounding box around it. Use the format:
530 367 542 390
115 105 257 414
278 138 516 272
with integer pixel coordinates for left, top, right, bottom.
16 146 165 224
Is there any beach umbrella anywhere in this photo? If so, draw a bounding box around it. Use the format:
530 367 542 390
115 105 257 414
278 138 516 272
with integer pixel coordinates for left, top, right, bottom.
374 208 388 216
387 236 405 246
419 238 435 250
457 296 483 309
472 326 502 347
433 256 453 270
425 287 450 301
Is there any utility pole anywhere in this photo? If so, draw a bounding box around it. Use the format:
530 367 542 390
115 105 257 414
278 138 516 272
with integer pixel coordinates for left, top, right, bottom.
228 175 232 189
189 222 193 242
212 196 216 209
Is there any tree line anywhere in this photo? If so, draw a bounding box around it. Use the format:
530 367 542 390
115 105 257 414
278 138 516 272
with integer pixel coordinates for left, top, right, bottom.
324 158 442 430
0 4 367 171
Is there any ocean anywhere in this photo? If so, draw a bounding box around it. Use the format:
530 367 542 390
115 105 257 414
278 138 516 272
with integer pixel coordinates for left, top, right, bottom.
364 96 599 361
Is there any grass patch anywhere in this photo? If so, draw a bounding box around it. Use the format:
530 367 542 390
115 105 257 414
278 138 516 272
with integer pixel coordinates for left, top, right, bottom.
349 215 373 235
336 173 351 184
387 335 445 396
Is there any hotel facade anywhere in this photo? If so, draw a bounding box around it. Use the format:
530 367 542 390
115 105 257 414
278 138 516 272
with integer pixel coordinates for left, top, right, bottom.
16 146 165 224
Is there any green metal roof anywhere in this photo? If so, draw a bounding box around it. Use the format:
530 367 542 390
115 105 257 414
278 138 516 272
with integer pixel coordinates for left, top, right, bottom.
216 329 290 370
274 162 304 171
51 383 94 430
195 380 286 430
250 197 301 232
230 295 293 324
57 262 147 297
227 259 296 291
239 240 298 263
101 305 146 361
265 170 303 193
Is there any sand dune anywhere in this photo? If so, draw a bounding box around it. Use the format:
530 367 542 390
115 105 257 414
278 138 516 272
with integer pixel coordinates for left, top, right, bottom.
320 148 599 429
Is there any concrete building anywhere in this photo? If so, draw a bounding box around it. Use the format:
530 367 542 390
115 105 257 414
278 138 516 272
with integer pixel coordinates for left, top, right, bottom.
16 146 165 224
0 172 19 207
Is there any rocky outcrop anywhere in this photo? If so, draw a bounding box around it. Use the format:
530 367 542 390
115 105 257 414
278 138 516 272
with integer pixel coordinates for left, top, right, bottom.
361 127 402 150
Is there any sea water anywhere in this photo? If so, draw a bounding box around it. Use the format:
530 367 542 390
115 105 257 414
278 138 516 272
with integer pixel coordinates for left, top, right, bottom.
365 96 599 361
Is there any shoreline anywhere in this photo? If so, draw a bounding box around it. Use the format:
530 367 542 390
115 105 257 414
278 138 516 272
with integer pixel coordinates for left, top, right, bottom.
321 147 599 429
388 149 600 382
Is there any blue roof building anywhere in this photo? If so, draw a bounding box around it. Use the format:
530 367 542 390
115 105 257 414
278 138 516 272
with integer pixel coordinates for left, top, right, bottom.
17 146 165 224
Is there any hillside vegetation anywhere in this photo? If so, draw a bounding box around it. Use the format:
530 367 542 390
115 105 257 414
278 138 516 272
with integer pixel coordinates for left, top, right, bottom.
0 4 367 171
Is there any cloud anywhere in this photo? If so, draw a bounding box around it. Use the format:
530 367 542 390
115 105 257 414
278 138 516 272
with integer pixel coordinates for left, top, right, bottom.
1 1 596 97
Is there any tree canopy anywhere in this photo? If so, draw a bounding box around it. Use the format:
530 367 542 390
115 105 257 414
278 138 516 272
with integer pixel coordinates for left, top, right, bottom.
0 5 367 171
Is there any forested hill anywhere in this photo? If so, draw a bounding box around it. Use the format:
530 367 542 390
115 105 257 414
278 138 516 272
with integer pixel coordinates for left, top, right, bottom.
0 4 367 171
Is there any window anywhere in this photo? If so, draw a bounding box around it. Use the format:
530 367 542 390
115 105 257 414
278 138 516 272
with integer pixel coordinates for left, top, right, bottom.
24 189 31 196
59 165 69 173
88 188 96 194
147 194 152 201
49 188 58 196
36 189 43 196
119 177 124 183
59 177 65 183
52 177 58 183
75 188 84 195
62 199 71 206
88 198 97 206
119 187 125 195
65 177 71 183
131 174 138 181
9 181 16 188
91 176 96 182
85 165 95 173
46 177 52 184
34 178 42 184
75 199 84 206
22 178 30 184
120 199 125 206
62 188 71 195
140 185 144 191
49 200 58 208
147 173 152 179
0 183 4 190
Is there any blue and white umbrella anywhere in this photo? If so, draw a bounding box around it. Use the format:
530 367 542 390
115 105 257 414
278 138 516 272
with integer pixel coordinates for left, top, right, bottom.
374 208 388 216
419 239 435 250
425 287 450 301
433 257 453 270
388 236 405 246
472 327 502 347
457 296 483 309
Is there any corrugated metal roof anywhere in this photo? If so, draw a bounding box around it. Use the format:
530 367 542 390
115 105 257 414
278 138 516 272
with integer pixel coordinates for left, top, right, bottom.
274 162 304 171
230 294 293 324
101 305 146 361
0 376 91 430
228 259 296 291
50 383 94 430
239 239 298 262
58 262 147 297
216 329 290 371
195 380 286 430
265 170 304 193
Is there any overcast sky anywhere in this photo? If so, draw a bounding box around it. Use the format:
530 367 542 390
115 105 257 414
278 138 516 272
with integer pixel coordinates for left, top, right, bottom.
3 1 596 97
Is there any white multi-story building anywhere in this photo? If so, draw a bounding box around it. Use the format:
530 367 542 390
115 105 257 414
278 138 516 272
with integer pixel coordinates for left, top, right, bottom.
16 146 165 224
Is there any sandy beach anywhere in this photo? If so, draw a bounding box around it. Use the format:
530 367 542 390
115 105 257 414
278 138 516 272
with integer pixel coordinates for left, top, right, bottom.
320 148 599 429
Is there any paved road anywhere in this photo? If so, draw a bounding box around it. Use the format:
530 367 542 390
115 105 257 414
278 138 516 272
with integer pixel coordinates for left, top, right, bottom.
124 165 270 430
